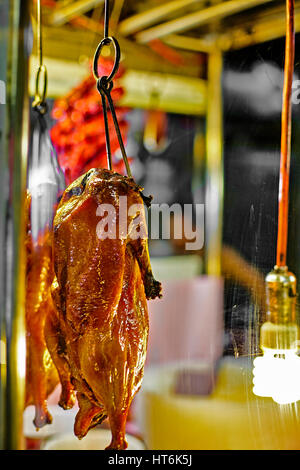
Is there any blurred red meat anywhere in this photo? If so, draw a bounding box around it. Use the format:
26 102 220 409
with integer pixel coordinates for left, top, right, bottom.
51 59 131 185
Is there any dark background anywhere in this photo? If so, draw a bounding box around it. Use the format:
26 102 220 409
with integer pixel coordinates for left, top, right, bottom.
223 35 300 352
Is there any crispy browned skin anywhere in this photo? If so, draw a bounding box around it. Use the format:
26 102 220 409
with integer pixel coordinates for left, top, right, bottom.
47 168 161 449
25 193 64 429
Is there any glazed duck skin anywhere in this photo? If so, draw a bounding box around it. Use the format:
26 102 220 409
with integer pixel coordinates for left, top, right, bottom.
25 193 61 428
47 168 161 449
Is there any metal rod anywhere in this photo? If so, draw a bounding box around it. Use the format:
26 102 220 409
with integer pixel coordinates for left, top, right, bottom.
118 0 203 36
0 0 10 451
110 0 125 35
106 90 132 178
99 89 113 170
37 0 42 66
135 0 274 44
32 0 48 111
104 0 109 38
204 48 223 276
276 0 295 267
4 0 30 450
49 0 105 26
158 3 300 53
162 33 215 53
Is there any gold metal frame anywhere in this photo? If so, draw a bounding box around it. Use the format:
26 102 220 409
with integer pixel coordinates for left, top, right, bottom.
0 0 30 450
160 2 300 52
49 0 105 26
134 0 275 44
2 0 295 450
118 0 204 36
205 48 224 276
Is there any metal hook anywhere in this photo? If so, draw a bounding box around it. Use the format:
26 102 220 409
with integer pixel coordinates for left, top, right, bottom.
32 64 48 113
92 0 134 180
93 36 121 83
32 0 48 113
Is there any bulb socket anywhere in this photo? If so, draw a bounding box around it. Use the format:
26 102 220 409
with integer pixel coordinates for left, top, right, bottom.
265 266 297 324
261 266 298 350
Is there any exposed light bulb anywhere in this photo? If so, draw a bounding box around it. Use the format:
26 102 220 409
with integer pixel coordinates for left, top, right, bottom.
253 348 300 405
252 266 299 405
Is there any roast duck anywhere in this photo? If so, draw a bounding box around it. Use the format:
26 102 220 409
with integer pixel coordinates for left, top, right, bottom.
25 193 61 428
26 167 161 449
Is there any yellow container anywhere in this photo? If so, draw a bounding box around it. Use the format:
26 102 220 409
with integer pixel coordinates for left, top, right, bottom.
137 358 300 450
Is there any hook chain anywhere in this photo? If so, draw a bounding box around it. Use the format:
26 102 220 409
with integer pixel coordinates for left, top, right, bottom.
93 0 131 177
32 0 48 114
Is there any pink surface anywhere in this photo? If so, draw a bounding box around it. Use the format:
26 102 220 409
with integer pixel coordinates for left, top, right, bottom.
48 276 224 405
146 276 224 366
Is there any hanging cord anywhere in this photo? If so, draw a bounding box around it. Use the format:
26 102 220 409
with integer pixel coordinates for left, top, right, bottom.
276 0 295 267
32 0 48 114
93 0 132 177
104 0 109 39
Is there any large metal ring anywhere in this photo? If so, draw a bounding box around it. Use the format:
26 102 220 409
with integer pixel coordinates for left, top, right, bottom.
32 64 48 108
93 36 121 83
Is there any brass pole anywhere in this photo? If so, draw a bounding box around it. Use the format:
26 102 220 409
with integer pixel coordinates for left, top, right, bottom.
205 48 223 276
3 0 30 450
0 1 10 451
